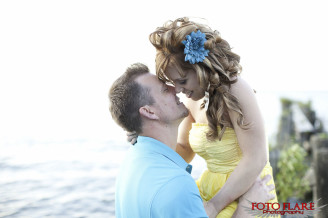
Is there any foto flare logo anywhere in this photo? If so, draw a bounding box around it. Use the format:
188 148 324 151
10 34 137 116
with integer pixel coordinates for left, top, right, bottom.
242 199 327 217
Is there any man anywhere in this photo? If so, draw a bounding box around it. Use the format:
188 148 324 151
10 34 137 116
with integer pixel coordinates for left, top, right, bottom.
109 63 274 218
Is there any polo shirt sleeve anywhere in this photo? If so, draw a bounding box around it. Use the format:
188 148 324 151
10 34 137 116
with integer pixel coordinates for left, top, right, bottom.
150 175 208 218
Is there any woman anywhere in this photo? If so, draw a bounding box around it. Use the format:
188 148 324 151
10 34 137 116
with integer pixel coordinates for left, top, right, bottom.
132 17 278 217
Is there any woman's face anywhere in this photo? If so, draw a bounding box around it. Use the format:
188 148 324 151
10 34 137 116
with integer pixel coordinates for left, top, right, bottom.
165 66 205 101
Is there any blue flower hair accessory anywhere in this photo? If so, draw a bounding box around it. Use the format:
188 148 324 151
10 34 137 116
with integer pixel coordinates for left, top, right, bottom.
182 30 209 64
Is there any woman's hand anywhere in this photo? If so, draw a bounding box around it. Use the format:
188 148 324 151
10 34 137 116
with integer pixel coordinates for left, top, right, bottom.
126 131 138 145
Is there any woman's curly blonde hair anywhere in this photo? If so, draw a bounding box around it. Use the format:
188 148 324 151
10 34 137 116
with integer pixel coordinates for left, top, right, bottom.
149 17 248 140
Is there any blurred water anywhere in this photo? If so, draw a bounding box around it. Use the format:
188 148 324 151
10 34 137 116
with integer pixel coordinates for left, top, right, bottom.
0 139 130 218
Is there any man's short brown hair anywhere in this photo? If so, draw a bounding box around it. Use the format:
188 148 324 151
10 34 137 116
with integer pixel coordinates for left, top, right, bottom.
109 63 154 133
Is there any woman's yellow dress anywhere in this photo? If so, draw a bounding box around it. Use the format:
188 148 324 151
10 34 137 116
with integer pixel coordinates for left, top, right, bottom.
189 123 278 218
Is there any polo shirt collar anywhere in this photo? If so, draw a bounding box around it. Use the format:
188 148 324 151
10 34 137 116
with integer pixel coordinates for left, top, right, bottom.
136 136 192 174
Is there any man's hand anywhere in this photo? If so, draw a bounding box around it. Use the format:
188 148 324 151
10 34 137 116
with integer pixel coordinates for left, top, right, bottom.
203 200 218 218
126 131 138 145
232 175 275 218
241 174 275 203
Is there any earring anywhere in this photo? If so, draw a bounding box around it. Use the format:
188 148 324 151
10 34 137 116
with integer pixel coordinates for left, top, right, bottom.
203 83 210 111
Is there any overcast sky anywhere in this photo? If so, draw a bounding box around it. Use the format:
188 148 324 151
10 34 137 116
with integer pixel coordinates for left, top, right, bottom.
0 0 327 142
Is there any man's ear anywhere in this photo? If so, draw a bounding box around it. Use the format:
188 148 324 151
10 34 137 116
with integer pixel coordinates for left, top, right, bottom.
139 105 159 120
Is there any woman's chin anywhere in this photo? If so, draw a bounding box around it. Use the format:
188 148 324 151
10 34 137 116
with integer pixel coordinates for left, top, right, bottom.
191 93 205 101
191 96 202 101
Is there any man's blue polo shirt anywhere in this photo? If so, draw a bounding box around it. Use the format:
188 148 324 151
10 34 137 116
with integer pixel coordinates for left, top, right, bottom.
115 136 208 218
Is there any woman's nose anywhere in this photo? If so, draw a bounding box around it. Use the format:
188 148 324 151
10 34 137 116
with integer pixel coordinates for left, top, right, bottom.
168 86 177 94
174 86 184 93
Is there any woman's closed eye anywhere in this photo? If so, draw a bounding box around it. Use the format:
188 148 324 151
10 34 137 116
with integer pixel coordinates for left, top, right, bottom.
178 80 187 85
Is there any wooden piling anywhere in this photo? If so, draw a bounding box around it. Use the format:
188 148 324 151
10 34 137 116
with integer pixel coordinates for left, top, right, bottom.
311 135 328 218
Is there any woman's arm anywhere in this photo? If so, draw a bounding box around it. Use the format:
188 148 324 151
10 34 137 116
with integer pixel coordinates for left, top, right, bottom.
208 77 268 214
176 112 196 163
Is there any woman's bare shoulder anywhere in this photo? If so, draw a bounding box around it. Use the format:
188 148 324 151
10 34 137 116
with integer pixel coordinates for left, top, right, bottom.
231 76 253 91
229 76 256 101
